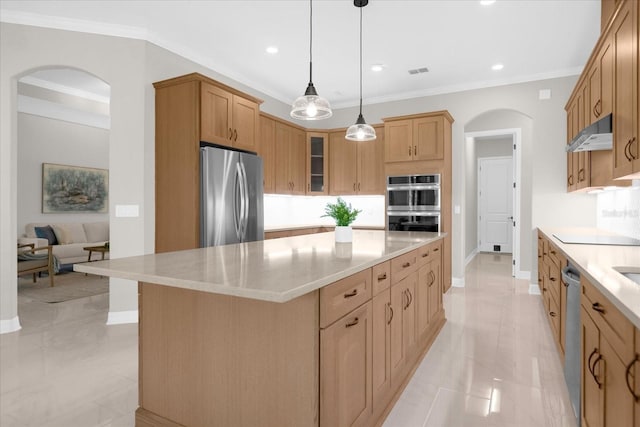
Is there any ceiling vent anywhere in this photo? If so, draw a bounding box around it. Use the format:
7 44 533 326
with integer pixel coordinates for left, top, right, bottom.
408 67 429 75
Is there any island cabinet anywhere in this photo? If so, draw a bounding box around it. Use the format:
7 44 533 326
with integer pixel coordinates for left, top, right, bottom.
328 125 385 196
580 275 636 427
153 73 263 253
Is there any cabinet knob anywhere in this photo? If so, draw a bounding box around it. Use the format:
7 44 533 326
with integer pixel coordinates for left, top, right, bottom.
549 311 557 317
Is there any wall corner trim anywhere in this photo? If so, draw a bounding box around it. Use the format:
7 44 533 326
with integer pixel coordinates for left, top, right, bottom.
452 277 465 288
106 310 138 325
0 316 22 334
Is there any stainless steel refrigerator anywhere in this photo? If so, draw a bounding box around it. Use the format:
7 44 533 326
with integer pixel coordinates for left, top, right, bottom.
200 144 264 247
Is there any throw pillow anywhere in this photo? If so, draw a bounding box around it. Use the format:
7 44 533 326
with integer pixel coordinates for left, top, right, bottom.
34 225 58 245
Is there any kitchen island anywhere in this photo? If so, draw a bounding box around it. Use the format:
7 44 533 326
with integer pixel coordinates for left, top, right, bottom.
75 230 447 427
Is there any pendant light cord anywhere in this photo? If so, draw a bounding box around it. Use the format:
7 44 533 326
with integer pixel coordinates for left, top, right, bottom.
309 0 313 83
359 6 363 115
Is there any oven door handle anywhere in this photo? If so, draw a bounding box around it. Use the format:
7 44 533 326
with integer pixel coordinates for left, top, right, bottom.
387 211 441 217
387 184 440 191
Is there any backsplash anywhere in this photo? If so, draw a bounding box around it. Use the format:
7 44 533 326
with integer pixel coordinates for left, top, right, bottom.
597 180 640 238
264 195 386 228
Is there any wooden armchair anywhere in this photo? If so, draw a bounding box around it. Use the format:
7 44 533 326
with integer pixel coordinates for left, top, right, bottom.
17 243 54 287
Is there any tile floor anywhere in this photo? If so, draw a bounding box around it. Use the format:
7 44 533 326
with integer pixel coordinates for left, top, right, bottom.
0 253 576 427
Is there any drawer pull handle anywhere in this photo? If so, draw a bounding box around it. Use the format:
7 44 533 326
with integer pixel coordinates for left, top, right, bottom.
588 348 599 377
625 355 640 401
592 355 604 389
433 247 439 252
549 311 557 317
422 252 429 258
345 317 359 328
386 303 394 325
402 262 411 268
377 273 387 281
550 250 556 255
592 302 605 314
550 277 557 282
343 289 358 298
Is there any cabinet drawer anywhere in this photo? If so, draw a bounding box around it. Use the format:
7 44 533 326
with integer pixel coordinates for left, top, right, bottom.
547 263 561 306
581 277 635 361
548 290 561 339
320 269 372 328
546 242 561 269
372 261 391 296
417 241 442 266
391 250 418 284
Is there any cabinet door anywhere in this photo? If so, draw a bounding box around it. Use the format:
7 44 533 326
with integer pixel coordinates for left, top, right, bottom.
357 126 385 195
232 95 258 152
329 131 357 195
613 0 638 178
413 116 444 161
390 281 406 385
589 61 602 125
567 102 578 192
307 132 329 194
290 128 307 195
635 328 640 427
429 251 442 323
258 115 275 193
601 336 634 427
416 263 431 341
274 122 292 193
320 302 372 427
582 308 603 427
372 291 392 412
201 82 233 146
599 35 614 121
385 120 412 162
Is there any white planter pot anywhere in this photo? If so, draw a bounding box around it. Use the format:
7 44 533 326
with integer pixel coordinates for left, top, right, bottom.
335 226 353 243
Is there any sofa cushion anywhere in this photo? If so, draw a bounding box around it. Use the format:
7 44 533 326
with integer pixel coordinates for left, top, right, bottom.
52 223 87 244
34 225 58 245
83 222 109 243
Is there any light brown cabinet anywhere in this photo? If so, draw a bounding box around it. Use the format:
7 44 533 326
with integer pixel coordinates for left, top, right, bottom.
275 121 306 195
589 34 614 124
153 73 263 253
580 275 636 427
371 261 392 413
320 301 373 427
258 114 276 193
329 126 385 195
612 0 639 179
307 132 329 194
384 117 444 163
201 81 260 152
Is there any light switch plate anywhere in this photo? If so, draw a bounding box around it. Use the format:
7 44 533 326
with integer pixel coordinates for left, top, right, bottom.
115 204 139 218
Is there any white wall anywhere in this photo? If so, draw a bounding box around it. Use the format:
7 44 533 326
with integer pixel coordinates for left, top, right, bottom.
17 113 109 236
597 182 640 238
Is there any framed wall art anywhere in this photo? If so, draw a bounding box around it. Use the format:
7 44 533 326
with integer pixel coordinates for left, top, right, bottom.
42 163 108 213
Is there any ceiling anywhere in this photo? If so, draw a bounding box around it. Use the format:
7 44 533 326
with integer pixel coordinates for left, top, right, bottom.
1 0 601 109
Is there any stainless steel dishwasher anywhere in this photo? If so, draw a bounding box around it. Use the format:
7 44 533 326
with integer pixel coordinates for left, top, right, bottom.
562 264 581 426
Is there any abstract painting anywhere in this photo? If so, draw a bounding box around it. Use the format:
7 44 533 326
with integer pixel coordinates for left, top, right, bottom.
42 163 108 213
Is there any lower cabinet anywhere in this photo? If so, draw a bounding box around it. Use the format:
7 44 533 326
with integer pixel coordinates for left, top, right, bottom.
580 276 636 427
390 272 417 386
320 301 373 427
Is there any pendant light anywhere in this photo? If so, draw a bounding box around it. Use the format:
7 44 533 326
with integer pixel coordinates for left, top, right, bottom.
290 0 332 120
346 0 376 141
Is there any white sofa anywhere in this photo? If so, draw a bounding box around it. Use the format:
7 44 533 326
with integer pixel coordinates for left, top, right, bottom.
19 222 109 265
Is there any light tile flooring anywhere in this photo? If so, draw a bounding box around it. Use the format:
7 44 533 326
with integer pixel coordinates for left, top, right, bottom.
1 253 576 427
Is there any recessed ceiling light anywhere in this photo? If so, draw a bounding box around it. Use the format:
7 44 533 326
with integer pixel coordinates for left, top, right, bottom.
266 46 278 54
371 64 384 72
480 0 496 5
491 63 504 71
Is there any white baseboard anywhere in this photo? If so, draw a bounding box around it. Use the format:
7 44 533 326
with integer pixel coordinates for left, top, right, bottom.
464 249 478 268
106 310 138 325
452 277 465 288
0 316 22 334
516 270 531 281
529 283 541 295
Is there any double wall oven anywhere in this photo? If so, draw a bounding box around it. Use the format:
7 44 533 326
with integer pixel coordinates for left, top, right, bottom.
387 174 441 233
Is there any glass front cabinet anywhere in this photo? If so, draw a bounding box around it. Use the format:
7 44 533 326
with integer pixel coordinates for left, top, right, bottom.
306 132 329 195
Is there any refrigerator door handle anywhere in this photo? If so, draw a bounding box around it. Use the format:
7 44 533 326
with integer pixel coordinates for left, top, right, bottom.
234 163 243 241
240 161 250 241
237 161 248 241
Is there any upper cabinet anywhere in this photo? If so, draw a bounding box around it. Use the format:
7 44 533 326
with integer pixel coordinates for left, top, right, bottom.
200 81 260 152
306 132 329 195
153 73 263 253
612 0 639 178
384 115 445 163
328 125 385 195
258 114 276 193
274 121 306 195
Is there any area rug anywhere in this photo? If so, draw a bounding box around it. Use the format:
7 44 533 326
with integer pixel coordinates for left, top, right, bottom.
18 271 109 303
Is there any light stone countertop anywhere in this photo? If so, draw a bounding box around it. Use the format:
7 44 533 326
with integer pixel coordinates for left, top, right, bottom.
539 227 640 328
74 230 445 303
264 224 385 232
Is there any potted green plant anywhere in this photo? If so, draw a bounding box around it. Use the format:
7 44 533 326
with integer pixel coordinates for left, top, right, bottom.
322 197 361 242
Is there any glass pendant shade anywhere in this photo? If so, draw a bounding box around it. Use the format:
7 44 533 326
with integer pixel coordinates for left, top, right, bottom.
346 114 376 141
291 83 332 120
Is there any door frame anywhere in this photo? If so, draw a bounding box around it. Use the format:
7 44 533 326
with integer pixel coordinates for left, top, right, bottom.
477 155 514 257
465 128 521 278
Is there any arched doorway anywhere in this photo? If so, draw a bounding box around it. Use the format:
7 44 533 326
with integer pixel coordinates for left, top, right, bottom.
16 66 111 325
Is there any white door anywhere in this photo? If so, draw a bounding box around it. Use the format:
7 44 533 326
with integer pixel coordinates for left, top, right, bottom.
478 157 513 253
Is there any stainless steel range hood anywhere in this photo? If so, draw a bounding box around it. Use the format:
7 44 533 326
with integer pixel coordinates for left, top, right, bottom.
566 113 612 152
